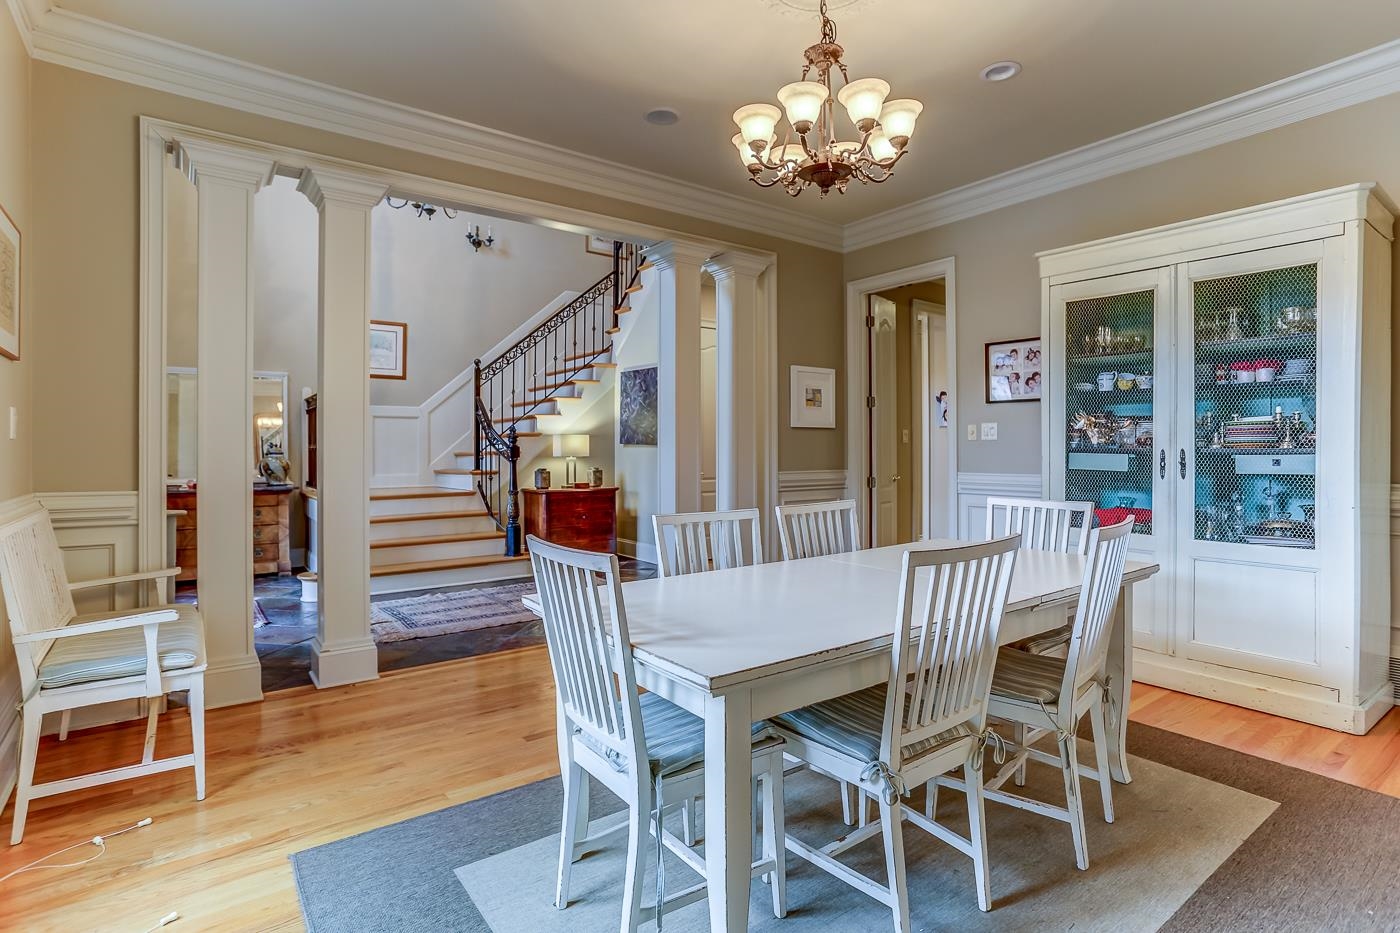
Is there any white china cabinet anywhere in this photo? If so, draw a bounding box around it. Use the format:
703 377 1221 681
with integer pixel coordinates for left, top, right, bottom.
1039 184 1394 733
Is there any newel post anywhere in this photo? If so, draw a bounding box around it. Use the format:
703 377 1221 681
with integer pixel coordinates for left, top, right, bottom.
504 425 523 556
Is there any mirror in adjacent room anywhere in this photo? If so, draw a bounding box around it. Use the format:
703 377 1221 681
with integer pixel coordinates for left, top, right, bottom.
165 370 291 483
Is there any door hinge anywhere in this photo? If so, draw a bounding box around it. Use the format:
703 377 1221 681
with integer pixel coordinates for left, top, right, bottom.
866 476 878 489
865 314 875 328
866 395 877 409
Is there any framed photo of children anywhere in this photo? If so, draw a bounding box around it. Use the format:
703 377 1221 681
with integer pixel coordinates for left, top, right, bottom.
985 337 1041 403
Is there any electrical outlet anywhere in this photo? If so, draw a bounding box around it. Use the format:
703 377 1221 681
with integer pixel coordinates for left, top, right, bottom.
980 422 998 441
967 424 977 441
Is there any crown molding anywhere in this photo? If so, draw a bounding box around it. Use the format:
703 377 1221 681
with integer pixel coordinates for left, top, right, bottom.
25 7 844 252
3 0 44 56
844 39 1400 252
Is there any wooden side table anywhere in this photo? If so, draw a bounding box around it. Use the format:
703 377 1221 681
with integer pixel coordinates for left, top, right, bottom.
522 486 618 553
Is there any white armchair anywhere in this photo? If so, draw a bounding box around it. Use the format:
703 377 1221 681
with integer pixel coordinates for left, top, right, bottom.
0 502 207 844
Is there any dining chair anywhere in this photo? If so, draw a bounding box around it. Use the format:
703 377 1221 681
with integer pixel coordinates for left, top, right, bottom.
652 508 763 577
0 502 207 844
528 535 788 932
775 499 860 561
769 535 1021 929
941 516 1133 871
985 496 1094 657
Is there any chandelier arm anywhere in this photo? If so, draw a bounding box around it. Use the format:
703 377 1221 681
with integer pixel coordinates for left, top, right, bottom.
748 173 787 189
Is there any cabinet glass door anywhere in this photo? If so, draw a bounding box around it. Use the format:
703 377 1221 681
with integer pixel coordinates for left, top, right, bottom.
1062 289 1159 536
1188 262 1318 550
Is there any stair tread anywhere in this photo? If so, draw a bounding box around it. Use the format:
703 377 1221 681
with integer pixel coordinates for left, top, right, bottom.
637 260 654 272
544 365 601 378
370 487 473 501
563 347 612 363
371 509 490 524
434 468 495 476
371 531 506 549
371 554 531 577
452 451 502 459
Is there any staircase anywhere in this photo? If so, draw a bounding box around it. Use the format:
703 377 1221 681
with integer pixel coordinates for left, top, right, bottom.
366 241 648 593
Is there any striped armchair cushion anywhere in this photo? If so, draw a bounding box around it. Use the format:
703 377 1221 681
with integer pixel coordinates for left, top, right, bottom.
990 646 1066 705
37 605 204 690
770 683 974 767
579 691 776 779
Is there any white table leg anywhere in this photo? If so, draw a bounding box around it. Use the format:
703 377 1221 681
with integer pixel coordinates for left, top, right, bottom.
704 688 753 933
1105 583 1134 783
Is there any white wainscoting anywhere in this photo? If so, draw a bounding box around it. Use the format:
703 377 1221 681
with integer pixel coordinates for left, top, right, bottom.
776 469 849 506
955 472 1044 540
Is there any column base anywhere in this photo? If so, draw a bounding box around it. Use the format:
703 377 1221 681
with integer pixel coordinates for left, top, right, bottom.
310 637 380 689
205 657 264 708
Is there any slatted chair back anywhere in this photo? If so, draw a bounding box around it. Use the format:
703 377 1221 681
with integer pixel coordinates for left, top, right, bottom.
0 504 78 692
528 535 646 772
883 536 1020 768
985 496 1095 556
652 508 763 577
775 499 860 561
1060 517 1134 701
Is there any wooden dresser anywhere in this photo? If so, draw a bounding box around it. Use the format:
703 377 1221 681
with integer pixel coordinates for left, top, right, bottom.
167 484 293 581
522 487 617 553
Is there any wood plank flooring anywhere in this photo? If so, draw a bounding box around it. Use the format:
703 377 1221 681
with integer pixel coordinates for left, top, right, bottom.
2 647 1396 931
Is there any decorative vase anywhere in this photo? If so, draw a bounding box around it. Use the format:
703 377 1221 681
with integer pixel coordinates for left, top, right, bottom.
534 468 551 489
590 467 604 488
258 446 291 485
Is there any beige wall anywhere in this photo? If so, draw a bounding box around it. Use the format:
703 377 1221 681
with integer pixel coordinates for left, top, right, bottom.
846 93 1400 477
28 62 845 496
0 15 30 503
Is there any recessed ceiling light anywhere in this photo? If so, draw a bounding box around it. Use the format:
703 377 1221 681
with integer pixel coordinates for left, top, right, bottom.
644 108 681 126
980 61 1022 82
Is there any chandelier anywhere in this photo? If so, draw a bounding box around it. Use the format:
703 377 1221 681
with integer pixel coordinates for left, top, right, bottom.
384 198 456 220
731 0 922 198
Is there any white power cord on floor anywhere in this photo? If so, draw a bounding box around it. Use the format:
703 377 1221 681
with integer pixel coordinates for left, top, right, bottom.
142 911 180 932
0 816 153 884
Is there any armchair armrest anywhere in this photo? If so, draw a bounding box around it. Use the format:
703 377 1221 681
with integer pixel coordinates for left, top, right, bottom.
12 608 179 644
68 568 181 591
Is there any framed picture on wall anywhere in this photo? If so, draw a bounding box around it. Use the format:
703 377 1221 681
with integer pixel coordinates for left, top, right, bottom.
985 337 1041 402
585 234 613 257
0 202 20 361
790 365 836 429
369 320 408 380
619 366 659 445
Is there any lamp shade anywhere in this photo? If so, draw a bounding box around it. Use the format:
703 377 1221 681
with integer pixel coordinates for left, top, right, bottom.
878 99 923 143
552 433 591 458
776 81 828 130
837 78 890 126
732 103 781 146
867 130 898 163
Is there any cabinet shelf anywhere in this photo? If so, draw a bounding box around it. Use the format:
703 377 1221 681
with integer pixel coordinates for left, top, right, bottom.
1069 387 1154 404
1195 333 1315 361
1195 377 1314 395
1067 349 1153 367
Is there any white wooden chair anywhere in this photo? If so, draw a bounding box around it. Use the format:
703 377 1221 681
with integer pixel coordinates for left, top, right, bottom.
940 516 1134 871
985 496 1094 657
652 509 763 577
770 536 1020 929
528 535 787 932
0 502 207 845
775 499 860 561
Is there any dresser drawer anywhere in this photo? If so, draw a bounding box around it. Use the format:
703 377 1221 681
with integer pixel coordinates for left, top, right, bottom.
253 504 283 526
253 523 282 546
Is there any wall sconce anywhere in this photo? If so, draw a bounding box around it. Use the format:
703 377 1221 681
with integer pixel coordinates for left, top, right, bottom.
466 223 495 252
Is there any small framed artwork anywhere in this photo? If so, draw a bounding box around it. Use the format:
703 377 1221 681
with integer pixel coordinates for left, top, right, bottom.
369 320 408 380
790 365 836 429
0 202 19 361
585 234 613 257
985 337 1042 403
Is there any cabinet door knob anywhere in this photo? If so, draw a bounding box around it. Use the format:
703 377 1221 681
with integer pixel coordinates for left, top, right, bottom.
1159 449 1166 479
1179 448 1187 479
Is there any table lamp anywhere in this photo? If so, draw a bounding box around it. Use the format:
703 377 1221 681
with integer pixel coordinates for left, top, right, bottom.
552 433 591 487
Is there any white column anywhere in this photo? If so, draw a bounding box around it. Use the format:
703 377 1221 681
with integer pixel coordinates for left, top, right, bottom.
298 165 389 689
177 140 276 708
704 252 772 512
650 241 712 515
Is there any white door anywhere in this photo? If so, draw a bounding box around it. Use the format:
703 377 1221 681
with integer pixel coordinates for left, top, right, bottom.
1171 239 1334 686
870 296 900 546
915 302 951 538
1047 267 1174 653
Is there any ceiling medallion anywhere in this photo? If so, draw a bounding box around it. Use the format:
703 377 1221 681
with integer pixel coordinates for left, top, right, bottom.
732 0 922 198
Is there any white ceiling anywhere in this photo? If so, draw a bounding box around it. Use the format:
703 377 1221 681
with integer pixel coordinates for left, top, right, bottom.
52 0 1400 224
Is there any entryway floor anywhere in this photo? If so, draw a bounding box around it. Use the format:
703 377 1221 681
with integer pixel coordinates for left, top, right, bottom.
178 558 658 693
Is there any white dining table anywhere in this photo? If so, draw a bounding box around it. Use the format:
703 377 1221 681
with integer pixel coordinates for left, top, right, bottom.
522 540 1159 932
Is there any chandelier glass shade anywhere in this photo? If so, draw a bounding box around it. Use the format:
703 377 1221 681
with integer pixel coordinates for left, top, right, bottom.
731 0 922 198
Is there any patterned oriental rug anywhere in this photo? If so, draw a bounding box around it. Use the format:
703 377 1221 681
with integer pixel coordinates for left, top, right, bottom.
369 581 539 644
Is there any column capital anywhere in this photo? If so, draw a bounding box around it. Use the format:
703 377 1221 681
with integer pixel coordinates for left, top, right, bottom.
647 239 716 272
297 164 391 211
703 250 773 281
175 138 277 191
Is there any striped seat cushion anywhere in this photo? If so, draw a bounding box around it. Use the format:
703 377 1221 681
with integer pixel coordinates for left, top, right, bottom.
990 646 1066 705
770 683 974 767
1011 622 1072 655
579 691 775 779
37 604 204 690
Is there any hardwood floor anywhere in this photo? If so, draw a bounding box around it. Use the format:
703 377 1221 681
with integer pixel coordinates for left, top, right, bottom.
2 647 1397 931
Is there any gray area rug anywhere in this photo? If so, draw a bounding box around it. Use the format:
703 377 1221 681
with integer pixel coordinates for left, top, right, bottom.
290 722 1400 931
370 582 539 643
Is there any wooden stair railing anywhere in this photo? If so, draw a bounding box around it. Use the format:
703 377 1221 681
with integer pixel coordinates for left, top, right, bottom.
473 241 645 554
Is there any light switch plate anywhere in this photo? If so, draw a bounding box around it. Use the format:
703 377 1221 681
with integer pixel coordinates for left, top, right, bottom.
980 422 998 441
7 406 14 440
967 424 977 441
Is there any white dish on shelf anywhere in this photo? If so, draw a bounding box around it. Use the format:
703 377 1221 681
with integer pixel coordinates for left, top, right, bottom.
1072 383 1096 391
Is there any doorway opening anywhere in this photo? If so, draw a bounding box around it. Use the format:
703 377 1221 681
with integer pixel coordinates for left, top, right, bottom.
845 259 958 548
